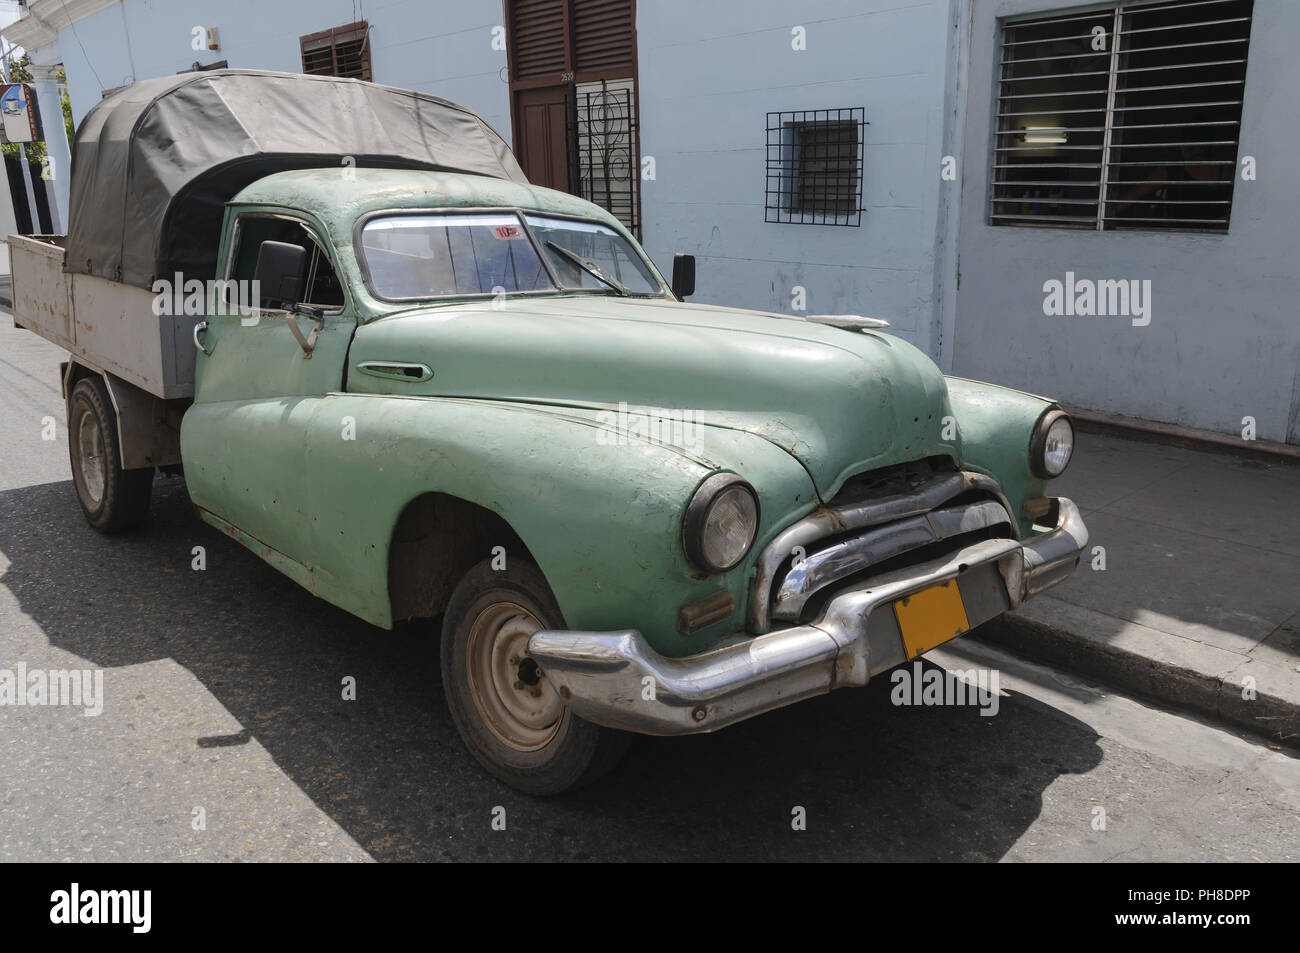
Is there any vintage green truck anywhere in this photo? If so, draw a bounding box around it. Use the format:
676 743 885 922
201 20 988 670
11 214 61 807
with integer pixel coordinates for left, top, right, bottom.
9 70 1086 794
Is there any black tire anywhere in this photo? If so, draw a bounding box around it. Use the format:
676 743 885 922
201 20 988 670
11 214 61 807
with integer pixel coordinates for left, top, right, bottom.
441 557 631 795
67 376 153 533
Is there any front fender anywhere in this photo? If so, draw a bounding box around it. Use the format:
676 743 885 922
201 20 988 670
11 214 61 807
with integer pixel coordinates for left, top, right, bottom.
300 395 816 655
945 376 1057 533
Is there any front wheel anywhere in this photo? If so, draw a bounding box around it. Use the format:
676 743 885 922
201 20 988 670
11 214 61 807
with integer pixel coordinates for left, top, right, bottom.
440 558 630 795
67 376 153 533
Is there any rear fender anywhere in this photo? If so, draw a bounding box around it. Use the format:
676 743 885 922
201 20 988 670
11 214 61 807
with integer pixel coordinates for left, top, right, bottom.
63 360 182 469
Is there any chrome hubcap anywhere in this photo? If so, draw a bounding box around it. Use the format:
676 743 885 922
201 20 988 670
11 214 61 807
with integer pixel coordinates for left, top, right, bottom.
466 601 564 752
77 412 106 506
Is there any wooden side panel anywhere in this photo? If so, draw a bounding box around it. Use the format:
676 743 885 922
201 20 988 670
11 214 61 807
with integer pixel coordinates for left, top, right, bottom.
70 274 197 399
9 234 73 350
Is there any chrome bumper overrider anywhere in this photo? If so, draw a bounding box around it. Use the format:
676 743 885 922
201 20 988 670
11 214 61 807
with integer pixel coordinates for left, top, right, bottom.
527 497 1088 736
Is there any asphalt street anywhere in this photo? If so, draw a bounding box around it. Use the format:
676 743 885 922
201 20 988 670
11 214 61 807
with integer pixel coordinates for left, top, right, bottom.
1 310 1297 862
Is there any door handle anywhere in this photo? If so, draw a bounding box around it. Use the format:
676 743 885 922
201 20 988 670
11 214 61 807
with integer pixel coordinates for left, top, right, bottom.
284 307 325 359
356 361 434 383
193 320 212 355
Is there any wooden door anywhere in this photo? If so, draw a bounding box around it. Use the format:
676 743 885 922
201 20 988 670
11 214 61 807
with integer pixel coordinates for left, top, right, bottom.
513 85 573 193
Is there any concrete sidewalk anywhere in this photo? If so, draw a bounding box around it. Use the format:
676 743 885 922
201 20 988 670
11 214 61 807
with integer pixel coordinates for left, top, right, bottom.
978 428 1300 744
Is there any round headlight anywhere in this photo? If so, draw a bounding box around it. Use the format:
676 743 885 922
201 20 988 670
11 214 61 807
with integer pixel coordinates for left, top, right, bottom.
683 474 760 574
1030 410 1075 478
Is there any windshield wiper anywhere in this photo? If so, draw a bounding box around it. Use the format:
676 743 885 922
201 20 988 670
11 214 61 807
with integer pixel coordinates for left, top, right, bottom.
544 241 629 295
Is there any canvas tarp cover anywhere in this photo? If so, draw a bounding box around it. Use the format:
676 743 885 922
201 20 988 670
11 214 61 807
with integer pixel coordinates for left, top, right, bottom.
66 69 528 289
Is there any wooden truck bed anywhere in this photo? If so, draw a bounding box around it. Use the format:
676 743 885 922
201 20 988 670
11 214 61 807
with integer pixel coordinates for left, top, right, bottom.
8 233 199 400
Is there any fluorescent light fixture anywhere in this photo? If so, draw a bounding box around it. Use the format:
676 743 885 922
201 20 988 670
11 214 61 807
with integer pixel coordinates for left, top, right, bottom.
1021 126 1068 146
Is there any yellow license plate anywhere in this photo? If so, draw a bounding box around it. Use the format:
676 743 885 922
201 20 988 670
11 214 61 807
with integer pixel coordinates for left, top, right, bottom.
893 580 971 659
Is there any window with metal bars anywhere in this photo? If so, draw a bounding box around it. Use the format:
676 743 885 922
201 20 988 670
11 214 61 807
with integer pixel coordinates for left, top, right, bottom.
300 21 371 81
992 0 1252 232
574 81 640 237
766 109 866 226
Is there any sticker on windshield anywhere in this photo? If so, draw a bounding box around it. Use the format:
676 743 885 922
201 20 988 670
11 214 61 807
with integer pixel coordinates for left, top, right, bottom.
493 224 521 239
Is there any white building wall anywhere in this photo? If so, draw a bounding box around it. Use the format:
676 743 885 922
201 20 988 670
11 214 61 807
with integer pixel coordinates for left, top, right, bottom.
634 0 954 355
41 0 1296 441
57 0 512 143
0 0 27 264
48 0 955 355
950 0 1300 444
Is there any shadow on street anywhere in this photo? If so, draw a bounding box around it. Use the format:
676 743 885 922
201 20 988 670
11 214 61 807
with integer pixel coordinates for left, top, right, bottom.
0 477 1104 861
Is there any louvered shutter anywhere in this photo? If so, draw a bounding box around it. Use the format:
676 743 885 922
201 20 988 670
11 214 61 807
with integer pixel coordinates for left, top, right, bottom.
509 0 568 80
300 21 371 81
572 0 635 76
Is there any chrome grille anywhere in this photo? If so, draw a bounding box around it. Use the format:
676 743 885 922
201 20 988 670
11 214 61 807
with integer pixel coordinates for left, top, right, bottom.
749 467 1019 633
771 499 1015 623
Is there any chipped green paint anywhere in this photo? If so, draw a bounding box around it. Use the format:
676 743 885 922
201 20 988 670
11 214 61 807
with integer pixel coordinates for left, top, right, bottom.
181 168 1061 658
347 296 969 500
944 376 1055 530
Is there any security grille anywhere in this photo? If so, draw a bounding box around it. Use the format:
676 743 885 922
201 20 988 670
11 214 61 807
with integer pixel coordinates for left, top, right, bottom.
573 81 640 237
766 108 866 226
992 0 1253 232
301 21 372 81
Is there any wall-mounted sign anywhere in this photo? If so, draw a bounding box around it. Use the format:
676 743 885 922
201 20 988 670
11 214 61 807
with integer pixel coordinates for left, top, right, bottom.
0 84 42 144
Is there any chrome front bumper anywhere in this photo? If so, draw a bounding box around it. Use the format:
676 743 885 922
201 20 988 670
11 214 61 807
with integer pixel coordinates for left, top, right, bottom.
527 497 1088 736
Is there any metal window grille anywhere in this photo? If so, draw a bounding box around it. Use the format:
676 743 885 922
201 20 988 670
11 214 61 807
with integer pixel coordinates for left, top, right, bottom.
766 108 866 226
572 81 640 238
300 21 372 81
992 0 1253 232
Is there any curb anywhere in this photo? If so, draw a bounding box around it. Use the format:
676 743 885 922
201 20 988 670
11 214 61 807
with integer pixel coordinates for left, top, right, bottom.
973 605 1300 746
1067 406 1300 464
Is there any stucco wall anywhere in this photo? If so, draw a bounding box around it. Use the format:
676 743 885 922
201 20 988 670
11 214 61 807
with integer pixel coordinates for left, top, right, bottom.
950 0 1300 444
58 0 512 143
634 0 953 355
53 0 954 355
46 0 1295 443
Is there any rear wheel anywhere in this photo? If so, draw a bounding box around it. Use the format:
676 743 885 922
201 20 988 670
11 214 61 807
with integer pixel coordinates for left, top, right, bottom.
440 558 631 795
67 376 153 533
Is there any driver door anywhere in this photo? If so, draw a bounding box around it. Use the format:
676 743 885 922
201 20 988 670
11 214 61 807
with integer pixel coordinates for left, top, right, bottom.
182 209 356 566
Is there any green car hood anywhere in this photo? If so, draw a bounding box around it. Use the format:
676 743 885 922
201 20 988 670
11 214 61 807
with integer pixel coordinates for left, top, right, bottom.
348 296 961 500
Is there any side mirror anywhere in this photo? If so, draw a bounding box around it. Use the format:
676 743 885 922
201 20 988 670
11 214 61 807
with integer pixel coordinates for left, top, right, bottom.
254 240 307 309
671 253 696 300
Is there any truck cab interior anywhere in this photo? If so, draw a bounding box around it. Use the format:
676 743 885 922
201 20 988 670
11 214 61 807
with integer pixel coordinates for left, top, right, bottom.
228 215 345 312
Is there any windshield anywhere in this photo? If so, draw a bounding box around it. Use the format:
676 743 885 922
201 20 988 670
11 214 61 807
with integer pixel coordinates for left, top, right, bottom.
523 215 662 295
359 213 551 298
359 210 666 300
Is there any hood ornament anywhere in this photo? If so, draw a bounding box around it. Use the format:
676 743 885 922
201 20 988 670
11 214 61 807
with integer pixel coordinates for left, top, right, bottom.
792 314 891 331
